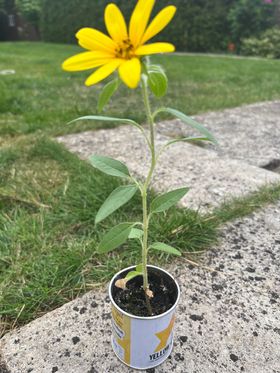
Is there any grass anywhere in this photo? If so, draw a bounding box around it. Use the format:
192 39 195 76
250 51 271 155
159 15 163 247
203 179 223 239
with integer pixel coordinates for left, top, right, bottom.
1 42 280 137
212 183 280 224
1 42 280 336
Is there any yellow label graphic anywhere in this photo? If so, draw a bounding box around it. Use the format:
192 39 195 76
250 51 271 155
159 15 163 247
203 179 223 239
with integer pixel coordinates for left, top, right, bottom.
155 315 175 352
112 306 131 364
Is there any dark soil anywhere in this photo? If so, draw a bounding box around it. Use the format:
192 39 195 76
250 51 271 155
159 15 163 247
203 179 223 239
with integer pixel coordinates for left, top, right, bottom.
111 267 178 317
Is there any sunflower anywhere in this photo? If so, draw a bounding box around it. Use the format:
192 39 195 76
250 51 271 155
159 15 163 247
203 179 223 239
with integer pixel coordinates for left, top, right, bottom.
62 0 176 89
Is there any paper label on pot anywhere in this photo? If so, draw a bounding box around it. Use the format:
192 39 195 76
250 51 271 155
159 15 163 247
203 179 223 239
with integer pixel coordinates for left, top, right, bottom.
112 306 131 365
111 305 176 369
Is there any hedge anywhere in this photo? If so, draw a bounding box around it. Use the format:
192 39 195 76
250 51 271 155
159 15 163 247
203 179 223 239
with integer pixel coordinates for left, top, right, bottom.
241 27 280 59
40 0 235 52
15 0 41 28
228 0 276 45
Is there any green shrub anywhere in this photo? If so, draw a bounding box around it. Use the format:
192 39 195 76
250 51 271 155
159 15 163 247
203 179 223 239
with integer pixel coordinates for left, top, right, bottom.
241 27 280 58
228 0 276 46
15 0 41 28
0 9 9 41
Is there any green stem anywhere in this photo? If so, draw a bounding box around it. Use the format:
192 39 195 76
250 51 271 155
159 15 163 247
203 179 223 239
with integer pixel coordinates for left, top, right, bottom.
141 75 156 296
142 189 149 290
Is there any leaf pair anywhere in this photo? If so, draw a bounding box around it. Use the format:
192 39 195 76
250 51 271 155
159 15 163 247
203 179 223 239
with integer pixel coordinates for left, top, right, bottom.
145 188 189 258
91 152 190 225
97 186 189 254
98 222 181 257
97 64 168 113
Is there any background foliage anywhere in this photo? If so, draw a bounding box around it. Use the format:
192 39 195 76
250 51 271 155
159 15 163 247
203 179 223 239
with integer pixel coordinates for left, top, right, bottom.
241 27 280 58
15 0 41 28
228 0 276 46
1 0 279 54
39 0 278 53
40 0 238 52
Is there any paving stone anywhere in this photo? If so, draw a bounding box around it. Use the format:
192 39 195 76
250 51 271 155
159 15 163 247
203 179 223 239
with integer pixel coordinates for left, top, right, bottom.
158 100 280 171
57 125 280 211
1 202 279 373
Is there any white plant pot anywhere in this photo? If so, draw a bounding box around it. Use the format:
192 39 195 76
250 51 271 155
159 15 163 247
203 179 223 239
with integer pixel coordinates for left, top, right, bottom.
109 265 180 370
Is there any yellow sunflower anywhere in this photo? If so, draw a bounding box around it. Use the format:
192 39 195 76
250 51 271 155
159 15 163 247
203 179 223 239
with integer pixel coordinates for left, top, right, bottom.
62 0 176 89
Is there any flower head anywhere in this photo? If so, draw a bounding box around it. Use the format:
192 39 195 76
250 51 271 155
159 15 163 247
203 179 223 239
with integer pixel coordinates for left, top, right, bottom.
62 0 176 89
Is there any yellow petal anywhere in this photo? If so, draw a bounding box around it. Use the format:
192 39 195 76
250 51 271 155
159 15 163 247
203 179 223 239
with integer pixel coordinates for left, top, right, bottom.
129 0 155 48
135 42 175 56
62 51 113 71
105 3 128 44
141 6 177 44
76 27 117 53
85 59 122 86
118 58 141 89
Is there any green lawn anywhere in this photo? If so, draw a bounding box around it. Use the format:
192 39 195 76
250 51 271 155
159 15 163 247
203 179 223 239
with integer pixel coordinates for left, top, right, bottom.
1 42 280 138
1 42 280 336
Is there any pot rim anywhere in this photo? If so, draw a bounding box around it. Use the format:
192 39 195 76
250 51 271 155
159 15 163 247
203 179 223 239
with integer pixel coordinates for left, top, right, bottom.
109 264 180 320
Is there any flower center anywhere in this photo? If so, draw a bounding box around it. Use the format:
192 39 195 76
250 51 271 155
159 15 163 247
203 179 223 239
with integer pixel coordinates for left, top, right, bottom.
115 39 135 60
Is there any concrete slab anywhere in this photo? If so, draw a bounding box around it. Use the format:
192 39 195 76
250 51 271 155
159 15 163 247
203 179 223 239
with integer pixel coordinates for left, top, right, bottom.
1 202 279 373
57 126 280 211
158 101 280 170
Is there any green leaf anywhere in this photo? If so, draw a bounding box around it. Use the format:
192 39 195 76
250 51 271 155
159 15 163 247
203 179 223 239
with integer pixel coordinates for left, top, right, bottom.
97 79 119 113
95 185 138 224
150 187 189 214
166 136 210 147
98 222 134 254
68 115 140 128
128 228 144 240
125 270 142 282
150 242 181 256
136 263 143 273
154 108 218 145
89 155 130 178
147 65 168 98
68 115 147 140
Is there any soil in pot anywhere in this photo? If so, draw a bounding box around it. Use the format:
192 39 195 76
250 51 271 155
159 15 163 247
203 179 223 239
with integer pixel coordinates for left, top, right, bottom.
111 267 178 317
